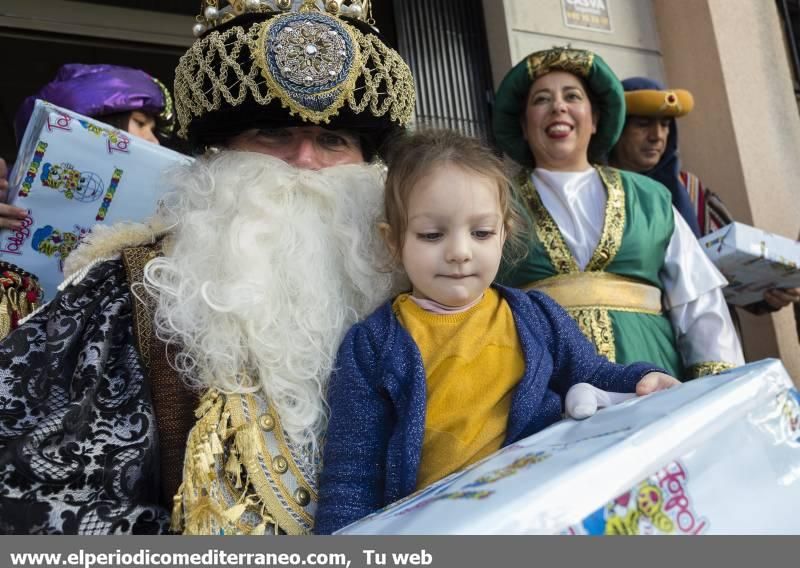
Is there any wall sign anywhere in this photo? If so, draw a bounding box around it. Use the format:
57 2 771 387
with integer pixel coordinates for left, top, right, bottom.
562 0 612 32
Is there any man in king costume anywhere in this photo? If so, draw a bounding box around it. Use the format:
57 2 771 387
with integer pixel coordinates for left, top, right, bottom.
0 0 414 534
493 48 743 380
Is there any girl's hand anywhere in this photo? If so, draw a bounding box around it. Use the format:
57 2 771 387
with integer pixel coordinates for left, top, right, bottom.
636 372 680 396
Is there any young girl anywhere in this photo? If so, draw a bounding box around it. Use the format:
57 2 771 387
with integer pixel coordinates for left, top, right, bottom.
314 129 678 534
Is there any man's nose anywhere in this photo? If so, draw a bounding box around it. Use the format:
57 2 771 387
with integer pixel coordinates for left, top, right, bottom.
648 123 668 141
288 137 322 170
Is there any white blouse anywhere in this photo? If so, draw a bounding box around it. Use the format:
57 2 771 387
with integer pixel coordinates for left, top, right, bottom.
532 168 744 369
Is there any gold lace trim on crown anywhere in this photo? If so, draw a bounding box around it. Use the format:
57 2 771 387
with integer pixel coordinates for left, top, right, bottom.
687 361 735 379
526 48 594 82
173 389 317 535
174 15 415 139
520 166 626 361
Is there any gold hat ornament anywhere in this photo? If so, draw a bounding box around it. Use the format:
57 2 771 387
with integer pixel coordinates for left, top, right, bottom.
175 0 415 145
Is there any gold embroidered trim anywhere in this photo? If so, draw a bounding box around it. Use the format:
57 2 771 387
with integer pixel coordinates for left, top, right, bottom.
567 307 616 362
526 48 593 82
527 272 662 314
519 173 578 274
519 167 628 361
587 166 625 272
174 16 415 138
687 361 735 379
121 245 161 370
174 389 316 535
242 395 315 530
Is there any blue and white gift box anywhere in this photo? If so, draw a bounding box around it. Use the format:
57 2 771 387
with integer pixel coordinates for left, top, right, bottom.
338 359 800 534
0 100 191 301
700 222 800 306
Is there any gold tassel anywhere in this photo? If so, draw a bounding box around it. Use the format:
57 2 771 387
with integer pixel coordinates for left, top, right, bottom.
251 522 267 535
209 431 223 455
222 502 248 524
0 289 11 339
170 492 184 533
224 452 243 489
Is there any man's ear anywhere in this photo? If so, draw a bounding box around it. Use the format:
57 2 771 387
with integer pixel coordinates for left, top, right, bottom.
377 222 398 257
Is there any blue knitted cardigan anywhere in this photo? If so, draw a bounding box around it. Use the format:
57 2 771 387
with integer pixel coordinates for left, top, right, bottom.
314 285 662 534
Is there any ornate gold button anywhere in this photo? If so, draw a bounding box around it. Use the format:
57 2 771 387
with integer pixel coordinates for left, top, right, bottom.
272 455 288 474
259 414 275 431
294 487 311 506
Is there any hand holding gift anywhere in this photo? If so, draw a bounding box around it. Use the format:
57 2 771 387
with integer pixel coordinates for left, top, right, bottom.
566 373 680 420
0 158 29 231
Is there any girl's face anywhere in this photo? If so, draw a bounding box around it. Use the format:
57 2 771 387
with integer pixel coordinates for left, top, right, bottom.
126 111 159 145
398 163 506 307
521 70 597 171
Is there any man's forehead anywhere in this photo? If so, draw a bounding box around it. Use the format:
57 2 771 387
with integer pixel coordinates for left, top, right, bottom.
626 115 671 125
283 125 358 137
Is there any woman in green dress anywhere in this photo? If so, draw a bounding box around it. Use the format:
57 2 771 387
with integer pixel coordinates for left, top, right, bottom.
493 47 743 379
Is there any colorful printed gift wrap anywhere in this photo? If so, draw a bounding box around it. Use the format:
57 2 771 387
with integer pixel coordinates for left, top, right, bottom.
1 100 191 301
338 359 800 534
700 222 800 306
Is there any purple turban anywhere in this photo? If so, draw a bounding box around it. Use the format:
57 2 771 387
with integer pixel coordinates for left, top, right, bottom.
14 63 173 144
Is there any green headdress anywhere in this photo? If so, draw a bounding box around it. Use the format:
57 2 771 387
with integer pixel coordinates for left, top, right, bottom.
493 47 625 167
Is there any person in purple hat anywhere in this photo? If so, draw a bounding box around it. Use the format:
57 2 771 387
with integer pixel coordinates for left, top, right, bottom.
0 64 174 230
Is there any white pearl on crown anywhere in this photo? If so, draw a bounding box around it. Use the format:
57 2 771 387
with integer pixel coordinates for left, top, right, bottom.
204 6 219 20
193 22 207 36
245 0 260 9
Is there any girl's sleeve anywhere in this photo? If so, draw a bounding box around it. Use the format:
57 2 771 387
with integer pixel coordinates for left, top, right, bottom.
314 324 393 535
528 291 664 398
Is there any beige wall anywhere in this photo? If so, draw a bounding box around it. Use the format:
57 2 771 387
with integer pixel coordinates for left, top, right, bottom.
483 0 665 88
654 0 800 382
484 0 800 382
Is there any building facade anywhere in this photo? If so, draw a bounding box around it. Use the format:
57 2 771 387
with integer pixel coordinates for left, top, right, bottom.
482 0 800 381
1 0 798 380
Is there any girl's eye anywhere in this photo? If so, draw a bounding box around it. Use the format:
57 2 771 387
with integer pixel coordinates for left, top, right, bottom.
417 232 442 241
472 230 495 239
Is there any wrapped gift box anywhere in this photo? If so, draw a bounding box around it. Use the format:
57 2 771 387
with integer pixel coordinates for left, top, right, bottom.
0 100 192 301
699 222 800 306
338 359 800 534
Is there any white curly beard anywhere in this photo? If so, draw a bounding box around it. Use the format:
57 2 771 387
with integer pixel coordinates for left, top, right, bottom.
143 151 403 450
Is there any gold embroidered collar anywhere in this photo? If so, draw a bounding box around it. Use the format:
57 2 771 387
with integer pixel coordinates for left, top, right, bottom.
519 166 626 274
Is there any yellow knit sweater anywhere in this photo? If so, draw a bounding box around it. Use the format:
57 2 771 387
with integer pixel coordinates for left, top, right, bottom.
393 288 525 490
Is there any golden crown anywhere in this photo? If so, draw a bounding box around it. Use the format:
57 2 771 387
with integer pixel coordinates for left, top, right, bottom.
175 0 414 142
194 0 374 36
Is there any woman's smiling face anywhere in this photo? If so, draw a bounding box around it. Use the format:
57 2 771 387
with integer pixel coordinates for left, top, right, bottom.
521 70 598 171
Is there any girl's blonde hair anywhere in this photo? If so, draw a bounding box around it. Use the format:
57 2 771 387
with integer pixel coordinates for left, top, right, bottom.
383 128 528 263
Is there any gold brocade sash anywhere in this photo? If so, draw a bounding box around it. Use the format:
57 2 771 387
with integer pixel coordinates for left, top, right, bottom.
524 273 663 363
525 272 663 314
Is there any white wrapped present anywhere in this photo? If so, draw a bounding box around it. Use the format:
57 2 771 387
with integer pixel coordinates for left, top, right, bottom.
0 100 192 301
338 359 800 534
699 222 800 305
